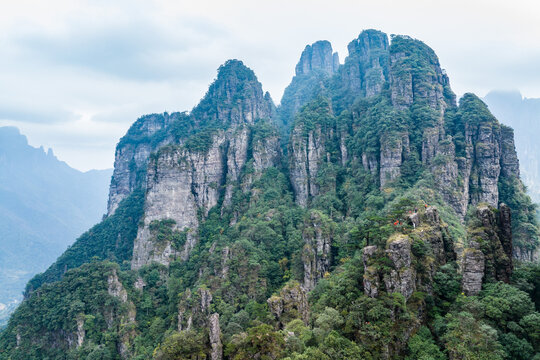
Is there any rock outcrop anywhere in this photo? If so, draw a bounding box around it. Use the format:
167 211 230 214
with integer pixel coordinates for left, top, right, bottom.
295 40 339 76
302 211 333 291
176 287 223 359
425 94 522 219
131 137 224 269
461 204 513 295
131 61 280 269
289 124 328 206
461 249 485 296
107 113 177 215
362 245 381 298
340 29 390 98
279 41 339 130
380 133 409 188
363 206 453 300
268 281 309 327
209 313 222 360
389 35 449 110
383 235 416 299
106 269 137 358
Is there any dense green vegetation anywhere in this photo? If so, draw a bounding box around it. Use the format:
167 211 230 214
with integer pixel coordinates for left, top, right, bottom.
1 32 539 360
24 190 145 295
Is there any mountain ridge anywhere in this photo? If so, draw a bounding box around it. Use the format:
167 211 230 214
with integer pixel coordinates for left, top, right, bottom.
0 126 112 326
1 30 539 360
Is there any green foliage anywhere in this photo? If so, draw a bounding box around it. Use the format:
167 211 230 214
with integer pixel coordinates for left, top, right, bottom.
1 262 124 359
153 330 207 360
149 219 187 250
406 327 444 360
442 311 505 360
225 324 285 360
433 262 462 312
25 189 145 294
4 32 540 360
512 262 540 311
480 282 535 327
498 176 540 253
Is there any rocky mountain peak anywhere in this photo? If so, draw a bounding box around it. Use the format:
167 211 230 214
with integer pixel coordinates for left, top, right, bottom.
295 40 339 76
347 29 389 58
340 29 390 98
5 29 540 360
191 59 273 126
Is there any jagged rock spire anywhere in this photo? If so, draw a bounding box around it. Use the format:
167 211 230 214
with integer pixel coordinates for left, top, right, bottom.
295 40 339 76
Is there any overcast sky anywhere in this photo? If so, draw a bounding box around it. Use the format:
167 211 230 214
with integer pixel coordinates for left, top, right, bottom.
0 0 539 171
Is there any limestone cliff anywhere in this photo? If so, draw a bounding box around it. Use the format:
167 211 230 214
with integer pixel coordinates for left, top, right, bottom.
301 211 333 291
363 206 452 300
279 41 339 131
132 60 280 269
4 29 539 360
340 29 389 98
107 113 177 215
295 40 339 76
461 204 513 295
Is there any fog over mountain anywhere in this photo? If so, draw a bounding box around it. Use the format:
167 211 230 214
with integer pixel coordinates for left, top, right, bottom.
484 91 540 203
0 126 111 325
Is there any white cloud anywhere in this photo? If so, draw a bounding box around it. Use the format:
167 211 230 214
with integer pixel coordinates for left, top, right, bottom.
0 0 539 170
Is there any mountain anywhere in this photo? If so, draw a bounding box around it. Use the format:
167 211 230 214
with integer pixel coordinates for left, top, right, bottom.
483 90 540 203
0 127 112 326
1 31 539 360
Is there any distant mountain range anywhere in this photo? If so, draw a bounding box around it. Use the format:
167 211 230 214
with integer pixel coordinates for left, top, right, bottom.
484 91 540 203
0 126 112 326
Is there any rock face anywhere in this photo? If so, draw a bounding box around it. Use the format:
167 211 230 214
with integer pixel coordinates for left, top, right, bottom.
209 313 222 360
380 133 409 188
341 29 390 97
500 125 520 178
461 249 485 296
302 211 332 291
289 124 329 206
384 235 416 299
107 268 128 302
422 94 523 219
363 206 453 300
131 137 224 269
389 35 450 110
461 204 514 295
295 40 339 76
268 281 309 327
107 113 176 215
131 61 280 269
279 41 339 130
76 316 85 348
176 287 223 359
362 245 381 298
106 269 137 358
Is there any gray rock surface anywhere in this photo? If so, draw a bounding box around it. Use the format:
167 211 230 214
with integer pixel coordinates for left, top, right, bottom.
268 282 309 326
462 248 485 296
107 113 174 215
209 313 222 360
295 40 338 76
289 124 330 206
384 235 416 299
342 29 389 97
362 245 380 298
380 133 409 188
302 211 332 291
131 135 225 269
